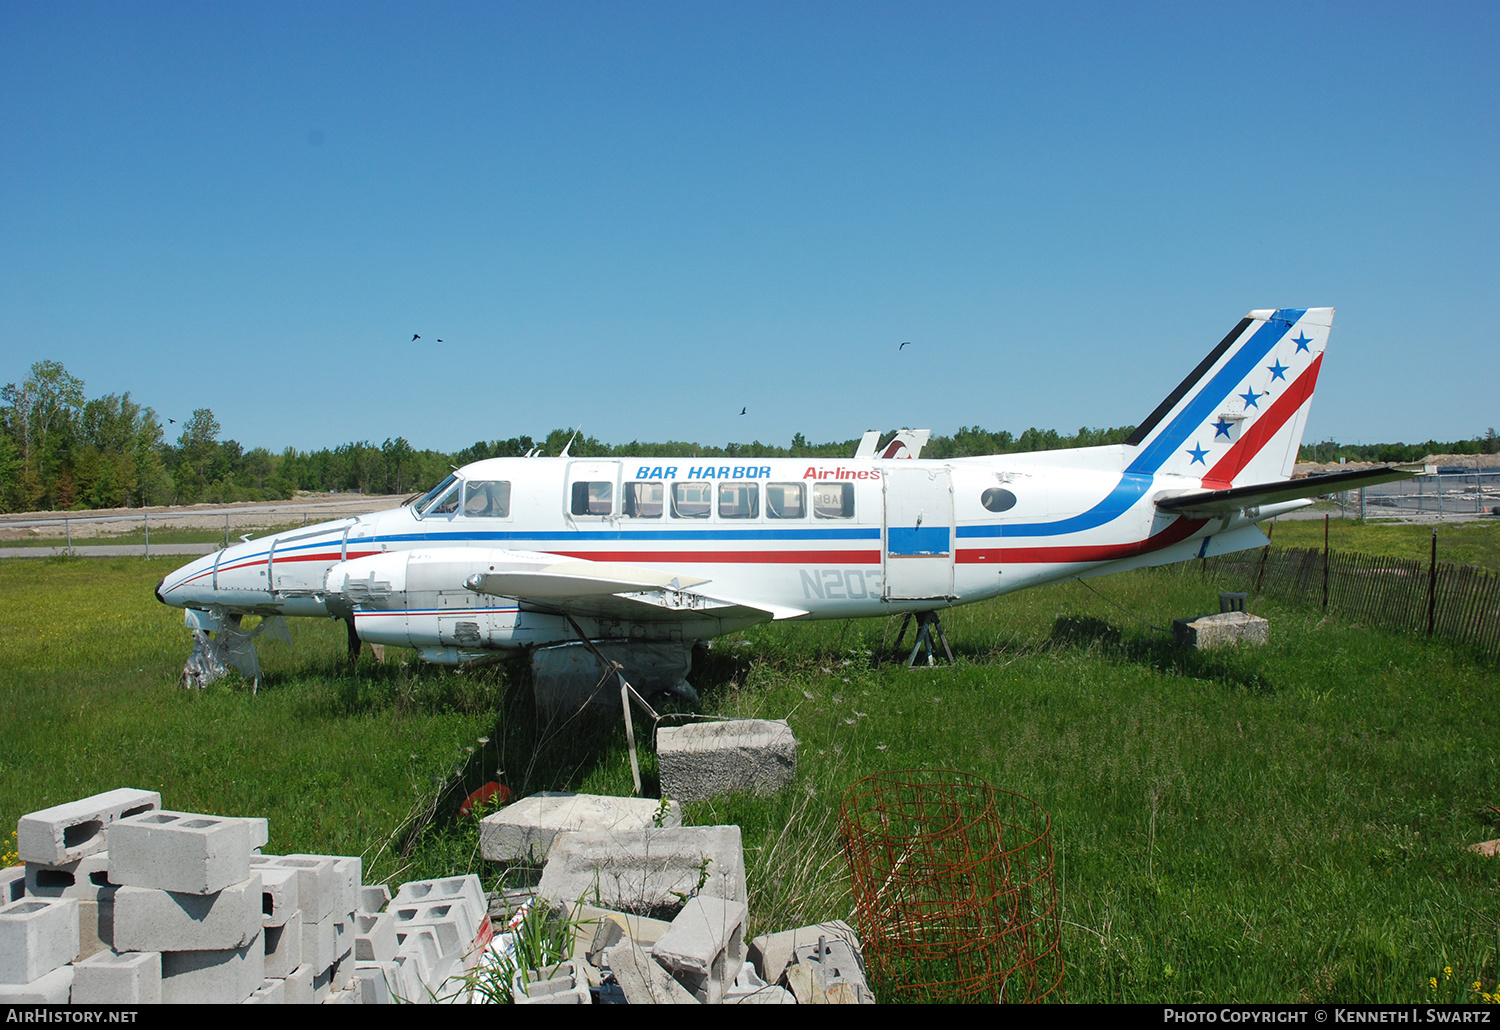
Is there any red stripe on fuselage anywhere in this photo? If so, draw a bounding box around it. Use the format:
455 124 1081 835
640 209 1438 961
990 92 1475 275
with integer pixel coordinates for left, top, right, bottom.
548 549 881 565
1202 353 1323 489
956 517 1206 564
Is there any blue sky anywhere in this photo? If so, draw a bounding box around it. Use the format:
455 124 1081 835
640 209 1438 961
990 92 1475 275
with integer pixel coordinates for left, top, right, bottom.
3 2 1495 452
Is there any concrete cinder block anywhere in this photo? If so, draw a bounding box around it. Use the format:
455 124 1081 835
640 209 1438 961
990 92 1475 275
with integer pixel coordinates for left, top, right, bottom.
352 962 399 1005
300 914 336 973
0 963 74 1003
538 824 747 916
24 852 113 898
247 818 269 853
71 949 162 1005
389 946 434 1003
76 898 115 960
390 901 477 962
658 720 798 803
602 938 697 1004
358 884 391 914
750 919 865 985
160 931 265 1004
1173 610 1270 650
355 911 399 962
17 788 160 866
244 977 285 1004
253 855 337 922
281 963 314 1006
108 811 254 895
0 896 79 984
286 854 360 919
391 874 486 930
264 910 302 979
0 866 26 903
652 895 747 1004
479 792 681 864
258 866 298 927
514 960 591 1004
115 873 263 952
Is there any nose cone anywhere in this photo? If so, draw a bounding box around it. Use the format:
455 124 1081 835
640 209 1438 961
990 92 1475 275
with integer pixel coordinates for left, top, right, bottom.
155 550 220 609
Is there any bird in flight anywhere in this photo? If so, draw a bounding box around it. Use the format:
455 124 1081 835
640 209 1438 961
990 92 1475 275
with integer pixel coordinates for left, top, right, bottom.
168 418 176 424
412 334 421 341
899 341 912 350
739 407 747 415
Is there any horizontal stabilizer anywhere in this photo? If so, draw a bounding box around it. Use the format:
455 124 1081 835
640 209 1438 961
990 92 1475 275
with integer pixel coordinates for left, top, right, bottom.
1155 464 1423 518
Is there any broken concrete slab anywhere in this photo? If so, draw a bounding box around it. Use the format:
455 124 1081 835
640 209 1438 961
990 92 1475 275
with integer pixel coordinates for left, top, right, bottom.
651 895 747 1004
602 938 697 1005
537 825 747 917
750 919 865 985
1173 610 1269 650
481 792 683 865
783 933 875 1004
657 720 797 803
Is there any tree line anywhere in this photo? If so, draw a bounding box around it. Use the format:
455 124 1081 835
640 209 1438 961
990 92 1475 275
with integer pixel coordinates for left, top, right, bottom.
2 359 1495 514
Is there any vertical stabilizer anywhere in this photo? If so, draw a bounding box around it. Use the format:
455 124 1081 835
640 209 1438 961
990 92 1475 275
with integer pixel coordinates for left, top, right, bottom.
1124 308 1332 486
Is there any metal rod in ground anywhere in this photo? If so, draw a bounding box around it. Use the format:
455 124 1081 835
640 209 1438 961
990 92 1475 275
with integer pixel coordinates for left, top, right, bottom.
143 512 149 559
65 518 72 557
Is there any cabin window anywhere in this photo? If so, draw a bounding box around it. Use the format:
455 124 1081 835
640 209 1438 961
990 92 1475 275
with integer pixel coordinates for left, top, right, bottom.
624 481 664 518
422 478 462 517
463 480 511 518
812 482 855 519
980 488 1017 513
570 481 613 516
415 474 458 515
766 482 805 519
718 483 759 519
671 482 711 519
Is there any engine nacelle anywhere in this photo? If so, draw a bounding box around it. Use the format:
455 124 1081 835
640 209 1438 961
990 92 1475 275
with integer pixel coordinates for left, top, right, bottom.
323 548 571 653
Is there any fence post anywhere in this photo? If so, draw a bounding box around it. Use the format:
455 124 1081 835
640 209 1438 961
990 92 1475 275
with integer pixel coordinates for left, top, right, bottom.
143 512 150 560
1427 528 1438 636
1256 521 1274 594
65 518 72 557
1322 514 1330 610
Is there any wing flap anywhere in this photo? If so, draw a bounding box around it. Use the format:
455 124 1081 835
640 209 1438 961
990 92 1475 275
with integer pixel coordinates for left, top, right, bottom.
1156 464 1424 518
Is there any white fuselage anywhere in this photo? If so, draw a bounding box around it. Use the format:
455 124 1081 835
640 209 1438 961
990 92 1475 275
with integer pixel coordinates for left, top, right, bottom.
157 450 1297 661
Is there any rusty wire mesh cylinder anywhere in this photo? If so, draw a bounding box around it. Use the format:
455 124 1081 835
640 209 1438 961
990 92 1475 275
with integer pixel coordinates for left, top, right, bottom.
839 770 1063 1003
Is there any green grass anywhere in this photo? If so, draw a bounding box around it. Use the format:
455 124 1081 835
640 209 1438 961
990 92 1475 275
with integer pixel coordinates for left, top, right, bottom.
1 554 1497 1003
1267 516 1500 573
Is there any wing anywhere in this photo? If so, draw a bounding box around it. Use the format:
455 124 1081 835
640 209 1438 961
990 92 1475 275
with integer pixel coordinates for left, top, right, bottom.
1155 464 1424 519
465 560 809 624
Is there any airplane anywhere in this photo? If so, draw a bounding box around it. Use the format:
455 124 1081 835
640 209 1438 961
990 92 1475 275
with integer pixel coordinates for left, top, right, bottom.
157 307 1418 697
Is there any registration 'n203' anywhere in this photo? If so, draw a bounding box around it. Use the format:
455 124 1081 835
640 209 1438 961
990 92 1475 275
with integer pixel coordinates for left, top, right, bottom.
800 568 882 600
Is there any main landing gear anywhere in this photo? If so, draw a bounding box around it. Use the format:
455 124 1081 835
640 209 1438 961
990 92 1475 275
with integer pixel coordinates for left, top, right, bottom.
891 610 955 668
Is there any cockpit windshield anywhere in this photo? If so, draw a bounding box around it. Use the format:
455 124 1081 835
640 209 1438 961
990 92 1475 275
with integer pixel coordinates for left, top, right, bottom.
414 474 460 517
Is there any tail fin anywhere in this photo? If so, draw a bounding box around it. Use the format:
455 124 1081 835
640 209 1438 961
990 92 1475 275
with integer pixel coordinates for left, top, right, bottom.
1124 308 1331 486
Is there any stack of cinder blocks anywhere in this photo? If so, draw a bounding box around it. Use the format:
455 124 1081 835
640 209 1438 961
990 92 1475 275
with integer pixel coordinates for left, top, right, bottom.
1 789 492 1004
477 787 873 1004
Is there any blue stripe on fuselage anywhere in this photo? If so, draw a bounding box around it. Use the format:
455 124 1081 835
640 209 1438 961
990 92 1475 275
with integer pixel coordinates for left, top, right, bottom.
959 309 1303 540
